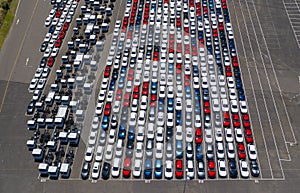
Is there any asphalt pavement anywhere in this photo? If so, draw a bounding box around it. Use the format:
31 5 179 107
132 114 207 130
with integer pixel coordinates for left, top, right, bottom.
0 0 299 192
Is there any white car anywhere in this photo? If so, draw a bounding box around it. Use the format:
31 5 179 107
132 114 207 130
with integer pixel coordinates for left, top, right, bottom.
202 77 209 88
136 126 145 142
247 144 257 160
159 86 166 98
212 99 220 112
186 99 193 113
140 96 148 110
98 90 106 102
177 85 183 98
111 158 121 177
186 160 195 179
36 78 46 90
115 139 123 158
218 75 226 86
230 100 239 113
129 112 137 126
175 98 182 111
186 127 193 143
216 142 225 159
165 160 173 179
95 102 103 115
34 68 43 78
113 101 121 113
227 77 235 88
29 78 38 91
138 110 146 126
205 128 213 144
157 112 164 127
167 113 174 128
42 67 50 78
106 91 114 102
95 146 104 162
235 128 244 143
156 127 164 142
167 86 174 98
218 160 227 178
91 116 99 131
175 126 183 140
88 131 97 146
193 77 200 89
84 147 94 162
221 99 229 112
32 90 41 101
195 115 201 128
91 162 100 179
45 16 52 27
133 159 142 177
108 129 116 144
240 101 248 114
105 144 114 161
135 142 144 159
240 160 249 178
229 88 237 100
219 86 227 99
226 142 236 159
131 99 138 112
215 128 223 142
51 47 59 57
147 123 155 139
225 128 234 142
101 78 109 89
155 142 164 159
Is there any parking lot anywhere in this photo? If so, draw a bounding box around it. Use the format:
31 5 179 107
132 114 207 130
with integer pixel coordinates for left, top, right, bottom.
1 0 299 191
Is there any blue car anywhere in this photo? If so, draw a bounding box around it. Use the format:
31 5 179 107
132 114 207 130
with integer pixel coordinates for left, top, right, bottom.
196 145 204 161
144 159 152 179
102 116 109 130
127 126 135 141
176 140 183 158
154 159 162 179
167 98 174 112
151 83 157 90
118 124 126 139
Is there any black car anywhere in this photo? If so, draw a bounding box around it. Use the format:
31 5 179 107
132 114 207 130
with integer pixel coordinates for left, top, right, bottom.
40 42 48 52
27 100 35 115
81 162 90 180
228 160 238 178
102 162 111 180
250 160 260 177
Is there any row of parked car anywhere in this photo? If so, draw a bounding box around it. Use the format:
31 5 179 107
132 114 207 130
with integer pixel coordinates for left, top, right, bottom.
79 0 260 181
26 0 121 179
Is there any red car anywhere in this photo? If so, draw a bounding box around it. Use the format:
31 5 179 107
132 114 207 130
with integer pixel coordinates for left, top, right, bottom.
244 128 254 143
47 57 55 67
123 93 131 107
232 113 239 120
142 82 149 95
133 86 139 99
104 103 111 116
243 120 251 128
63 22 69 31
207 160 216 179
116 89 122 101
237 143 246 159
195 128 203 144
104 66 111 78
151 94 157 102
233 120 241 128
59 31 65 39
175 159 183 179
242 113 250 121
55 39 62 48
123 157 131 178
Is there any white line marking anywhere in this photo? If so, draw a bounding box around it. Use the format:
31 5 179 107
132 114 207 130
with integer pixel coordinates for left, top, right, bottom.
16 19 19 25
25 57 29 66
233 0 273 179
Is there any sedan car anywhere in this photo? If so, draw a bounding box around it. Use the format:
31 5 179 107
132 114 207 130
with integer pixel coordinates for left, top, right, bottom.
102 162 111 180
91 162 100 180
